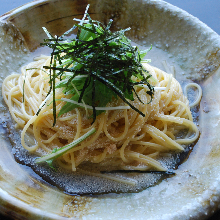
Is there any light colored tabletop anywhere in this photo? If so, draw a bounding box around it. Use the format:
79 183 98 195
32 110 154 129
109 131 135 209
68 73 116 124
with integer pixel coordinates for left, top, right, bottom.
0 1 220 220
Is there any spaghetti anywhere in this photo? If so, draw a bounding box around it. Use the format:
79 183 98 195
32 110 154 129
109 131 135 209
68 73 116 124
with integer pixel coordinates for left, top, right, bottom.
2 56 199 172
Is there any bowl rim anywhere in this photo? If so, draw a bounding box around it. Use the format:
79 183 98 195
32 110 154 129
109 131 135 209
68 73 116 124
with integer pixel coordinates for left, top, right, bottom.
1 0 220 219
0 0 48 21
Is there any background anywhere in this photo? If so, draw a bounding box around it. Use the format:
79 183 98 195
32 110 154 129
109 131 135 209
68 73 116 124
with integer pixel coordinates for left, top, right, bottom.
0 0 220 220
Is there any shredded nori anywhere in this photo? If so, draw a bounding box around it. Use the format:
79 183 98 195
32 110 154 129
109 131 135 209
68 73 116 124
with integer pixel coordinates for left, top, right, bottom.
40 10 154 124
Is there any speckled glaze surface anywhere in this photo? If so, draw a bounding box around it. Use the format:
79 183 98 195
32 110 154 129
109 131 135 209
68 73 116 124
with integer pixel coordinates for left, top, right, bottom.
0 0 220 219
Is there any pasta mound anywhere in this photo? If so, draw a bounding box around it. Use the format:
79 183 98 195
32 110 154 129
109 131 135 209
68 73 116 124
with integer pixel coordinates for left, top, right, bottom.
2 56 199 171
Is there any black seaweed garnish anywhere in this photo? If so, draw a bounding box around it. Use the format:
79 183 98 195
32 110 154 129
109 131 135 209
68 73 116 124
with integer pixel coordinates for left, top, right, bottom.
40 7 154 125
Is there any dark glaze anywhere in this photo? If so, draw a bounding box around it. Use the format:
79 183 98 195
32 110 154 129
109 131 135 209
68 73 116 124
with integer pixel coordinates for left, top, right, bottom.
1 110 197 195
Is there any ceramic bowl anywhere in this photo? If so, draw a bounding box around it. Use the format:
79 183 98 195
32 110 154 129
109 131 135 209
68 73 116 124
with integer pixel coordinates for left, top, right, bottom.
1 0 220 219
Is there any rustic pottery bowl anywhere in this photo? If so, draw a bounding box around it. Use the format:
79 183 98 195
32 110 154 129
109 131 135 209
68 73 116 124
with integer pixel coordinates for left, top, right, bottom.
1 0 220 219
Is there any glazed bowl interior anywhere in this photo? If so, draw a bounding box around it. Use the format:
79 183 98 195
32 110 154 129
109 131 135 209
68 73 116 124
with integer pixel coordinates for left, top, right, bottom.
1 0 220 219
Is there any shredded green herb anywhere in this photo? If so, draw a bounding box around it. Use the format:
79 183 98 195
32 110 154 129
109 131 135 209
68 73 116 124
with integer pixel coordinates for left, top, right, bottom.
35 128 96 167
40 5 154 125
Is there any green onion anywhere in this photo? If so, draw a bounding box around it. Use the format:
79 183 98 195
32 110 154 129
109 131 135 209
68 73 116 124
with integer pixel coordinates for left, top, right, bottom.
35 128 96 164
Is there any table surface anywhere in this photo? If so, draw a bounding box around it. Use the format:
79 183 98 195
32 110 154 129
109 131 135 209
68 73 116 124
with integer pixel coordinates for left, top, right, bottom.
0 0 220 220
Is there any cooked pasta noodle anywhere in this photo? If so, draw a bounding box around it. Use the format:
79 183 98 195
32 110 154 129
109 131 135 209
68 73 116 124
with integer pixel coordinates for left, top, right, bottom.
184 82 203 107
2 55 200 172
